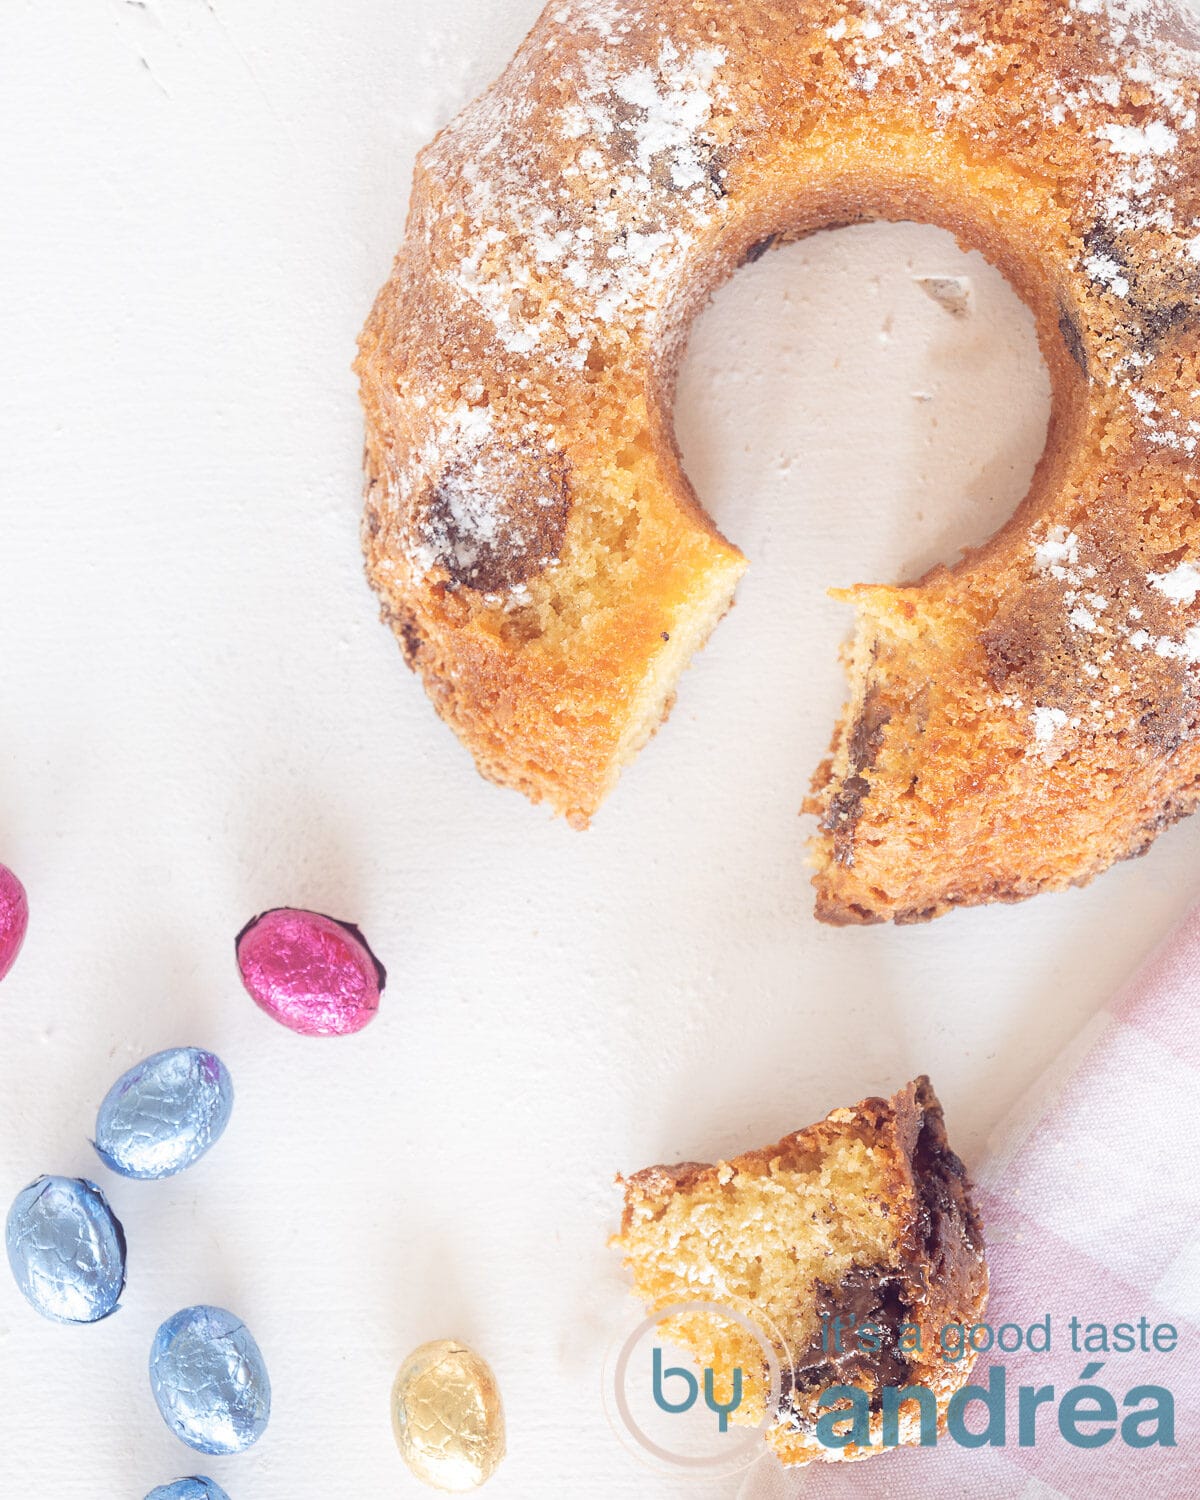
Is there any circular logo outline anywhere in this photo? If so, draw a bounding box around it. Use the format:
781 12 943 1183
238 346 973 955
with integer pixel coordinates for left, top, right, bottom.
604 1298 790 1476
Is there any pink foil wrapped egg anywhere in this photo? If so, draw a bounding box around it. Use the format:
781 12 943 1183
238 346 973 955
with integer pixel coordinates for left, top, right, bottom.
0 864 28 983
235 908 385 1037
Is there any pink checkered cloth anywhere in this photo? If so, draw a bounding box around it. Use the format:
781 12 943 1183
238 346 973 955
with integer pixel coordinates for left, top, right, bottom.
739 906 1200 1500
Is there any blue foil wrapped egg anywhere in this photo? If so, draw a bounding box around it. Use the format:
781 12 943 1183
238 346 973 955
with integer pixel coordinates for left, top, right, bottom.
94 1047 233 1180
5 1175 126 1323
150 1305 271 1454
145 1479 232 1500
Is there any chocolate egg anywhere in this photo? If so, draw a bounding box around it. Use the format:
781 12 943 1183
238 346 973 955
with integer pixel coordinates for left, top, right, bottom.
94 1047 233 1180
0 863 28 982
235 907 385 1037
391 1339 506 1492
150 1305 270 1454
145 1480 232 1500
5 1176 126 1323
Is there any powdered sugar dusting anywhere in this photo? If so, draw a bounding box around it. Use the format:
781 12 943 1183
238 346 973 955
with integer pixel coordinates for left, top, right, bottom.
377 401 567 596
403 403 500 579
383 17 738 590
1032 705 1072 746
1083 251 1131 297
440 33 732 370
1018 523 1200 756
613 46 728 186
1100 120 1179 155
368 0 1200 610
1149 559 1200 603
1034 527 1082 578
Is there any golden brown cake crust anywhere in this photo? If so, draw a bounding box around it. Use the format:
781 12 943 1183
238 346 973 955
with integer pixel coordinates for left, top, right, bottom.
614 1077 989 1466
358 0 1200 918
620 1079 986 1330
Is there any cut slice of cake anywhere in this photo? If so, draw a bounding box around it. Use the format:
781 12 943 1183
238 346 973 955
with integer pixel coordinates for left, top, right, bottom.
613 1078 987 1466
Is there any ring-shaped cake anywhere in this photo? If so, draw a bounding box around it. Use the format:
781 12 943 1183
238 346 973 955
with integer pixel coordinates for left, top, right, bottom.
358 0 1200 922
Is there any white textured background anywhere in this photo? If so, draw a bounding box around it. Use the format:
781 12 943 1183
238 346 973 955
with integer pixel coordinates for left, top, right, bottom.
1 3 1198 1497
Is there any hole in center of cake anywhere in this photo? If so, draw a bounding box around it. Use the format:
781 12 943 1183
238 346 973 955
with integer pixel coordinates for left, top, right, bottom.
674 219 1052 589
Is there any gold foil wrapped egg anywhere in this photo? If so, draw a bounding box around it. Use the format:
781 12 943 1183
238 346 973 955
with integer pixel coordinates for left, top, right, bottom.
391 1339 506 1492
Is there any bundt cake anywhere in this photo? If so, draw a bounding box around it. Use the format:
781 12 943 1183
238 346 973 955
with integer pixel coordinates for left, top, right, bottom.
613 1077 988 1466
357 0 1200 922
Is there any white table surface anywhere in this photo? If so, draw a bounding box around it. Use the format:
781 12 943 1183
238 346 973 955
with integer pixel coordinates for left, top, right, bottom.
2 3 1198 1496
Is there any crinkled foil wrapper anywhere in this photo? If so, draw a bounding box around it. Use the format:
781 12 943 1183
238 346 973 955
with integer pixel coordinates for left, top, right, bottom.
392 1339 506 1491
236 908 385 1037
94 1047 234 1179
5 1176 126 1323
145 1478 232 1500
0 862 28 981
150 1305 271 1455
